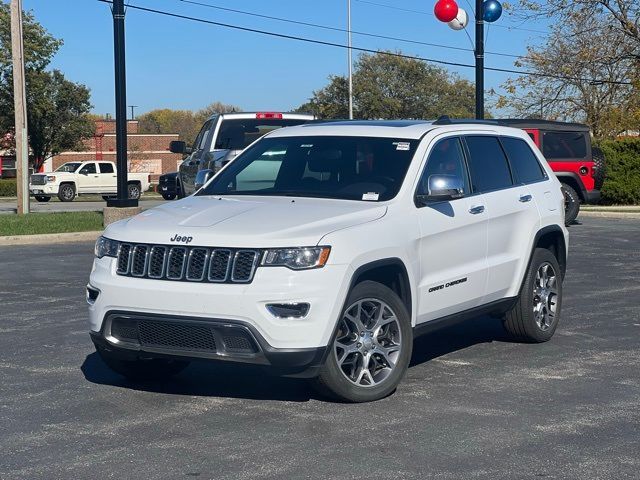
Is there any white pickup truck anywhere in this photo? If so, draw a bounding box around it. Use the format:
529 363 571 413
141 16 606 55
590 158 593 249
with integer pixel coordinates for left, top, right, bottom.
29 161 151 202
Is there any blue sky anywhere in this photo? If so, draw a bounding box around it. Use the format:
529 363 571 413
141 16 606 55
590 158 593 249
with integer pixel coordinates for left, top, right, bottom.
21 0 549 116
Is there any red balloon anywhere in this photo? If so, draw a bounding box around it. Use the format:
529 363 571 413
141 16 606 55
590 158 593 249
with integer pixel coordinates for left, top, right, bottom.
434 0 459 22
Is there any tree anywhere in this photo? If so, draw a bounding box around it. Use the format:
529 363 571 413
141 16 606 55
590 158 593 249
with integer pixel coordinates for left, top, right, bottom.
497 7 639 138
0 3 94 170
297 51 477 119
138 102 240 146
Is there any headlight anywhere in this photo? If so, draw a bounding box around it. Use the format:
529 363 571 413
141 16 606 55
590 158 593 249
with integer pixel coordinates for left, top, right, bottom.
262 246 331 270
94 236 120 258
46 175 56 182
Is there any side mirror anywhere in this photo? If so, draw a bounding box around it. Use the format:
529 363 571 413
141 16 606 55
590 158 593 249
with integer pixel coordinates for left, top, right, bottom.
80 171 89 176
169 140 192 154
416 174 464 206
194 169 214 191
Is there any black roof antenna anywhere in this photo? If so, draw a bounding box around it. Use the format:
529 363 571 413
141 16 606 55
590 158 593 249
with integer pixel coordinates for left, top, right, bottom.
434 115 452 125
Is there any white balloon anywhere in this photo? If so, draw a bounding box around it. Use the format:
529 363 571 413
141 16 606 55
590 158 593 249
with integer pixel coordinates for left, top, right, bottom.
447 7 468 30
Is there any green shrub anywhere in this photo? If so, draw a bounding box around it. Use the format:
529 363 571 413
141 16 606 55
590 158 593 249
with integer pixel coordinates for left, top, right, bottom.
596 138 640 205
0 179 17 197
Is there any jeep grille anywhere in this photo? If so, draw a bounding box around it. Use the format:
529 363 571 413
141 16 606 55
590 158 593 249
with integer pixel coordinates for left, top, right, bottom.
116 243 260 283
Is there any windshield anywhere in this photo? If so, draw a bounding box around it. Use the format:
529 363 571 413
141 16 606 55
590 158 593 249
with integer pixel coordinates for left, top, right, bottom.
198 136 418 201
55 162 81 173
214 119 310 150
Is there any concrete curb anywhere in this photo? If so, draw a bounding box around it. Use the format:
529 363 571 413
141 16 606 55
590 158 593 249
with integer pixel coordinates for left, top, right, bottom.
579 211 640 219
0 230 102 246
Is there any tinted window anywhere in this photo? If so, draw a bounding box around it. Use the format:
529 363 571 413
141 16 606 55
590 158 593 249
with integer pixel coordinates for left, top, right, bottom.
79 163 96 174
55 162 81 173
542 131 587 159
465 136 513 193
418 137 469 195
193 120 214 151
200 136 418 201
214 119 310 150
99 162 114 174
501 137 547 184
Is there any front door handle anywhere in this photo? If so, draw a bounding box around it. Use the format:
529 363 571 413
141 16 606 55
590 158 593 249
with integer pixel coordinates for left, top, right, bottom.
519 194 532 203
469 205 485 215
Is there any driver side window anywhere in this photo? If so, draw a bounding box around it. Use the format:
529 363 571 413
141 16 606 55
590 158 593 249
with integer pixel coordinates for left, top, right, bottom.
418 137 469 196
79 163 96 175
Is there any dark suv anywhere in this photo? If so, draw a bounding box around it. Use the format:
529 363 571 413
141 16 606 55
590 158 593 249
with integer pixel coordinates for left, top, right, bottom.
497 120 605 224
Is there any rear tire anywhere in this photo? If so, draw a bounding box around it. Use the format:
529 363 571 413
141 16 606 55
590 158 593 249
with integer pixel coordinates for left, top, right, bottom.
312 281 412 403
561 184 580 225
57 183 76 202
96 346 190 381
503 248 562 343
127 183 141 200
34 195 51 202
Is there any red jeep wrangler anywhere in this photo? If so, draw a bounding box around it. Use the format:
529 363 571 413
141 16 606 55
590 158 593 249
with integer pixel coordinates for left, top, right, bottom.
498 120 605 225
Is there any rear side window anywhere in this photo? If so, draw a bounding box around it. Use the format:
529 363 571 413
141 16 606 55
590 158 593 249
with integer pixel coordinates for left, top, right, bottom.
500 137 547 184
464 136 513 193
542 131 587 159
99 163 114 174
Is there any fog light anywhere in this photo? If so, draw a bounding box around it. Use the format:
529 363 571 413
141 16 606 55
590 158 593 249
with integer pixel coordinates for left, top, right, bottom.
266 303 310 319
86 286 100 305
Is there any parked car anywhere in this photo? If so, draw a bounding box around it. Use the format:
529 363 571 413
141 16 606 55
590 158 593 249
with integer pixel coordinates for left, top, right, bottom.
496 119 605 225
169 112 315 197
29 161 151 202
89 119 567 402
157 172 181 200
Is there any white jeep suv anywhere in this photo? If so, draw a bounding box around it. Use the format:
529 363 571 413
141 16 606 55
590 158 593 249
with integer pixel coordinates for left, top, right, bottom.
88 119 568 402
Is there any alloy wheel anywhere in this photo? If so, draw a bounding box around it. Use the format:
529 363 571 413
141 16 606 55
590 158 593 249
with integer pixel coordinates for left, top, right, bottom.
532 262 559 331
334 298 402 387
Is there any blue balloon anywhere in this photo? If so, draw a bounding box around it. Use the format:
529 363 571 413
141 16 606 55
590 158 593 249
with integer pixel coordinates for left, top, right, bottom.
483 0 502 22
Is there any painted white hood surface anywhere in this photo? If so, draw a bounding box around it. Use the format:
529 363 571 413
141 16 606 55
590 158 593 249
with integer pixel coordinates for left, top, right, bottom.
104 195 387 248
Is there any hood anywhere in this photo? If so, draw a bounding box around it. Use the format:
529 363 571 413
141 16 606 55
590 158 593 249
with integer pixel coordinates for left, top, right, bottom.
105 195 387 248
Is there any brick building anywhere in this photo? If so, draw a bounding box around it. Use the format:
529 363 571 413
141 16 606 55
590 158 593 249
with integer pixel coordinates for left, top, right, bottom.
47 119 183 182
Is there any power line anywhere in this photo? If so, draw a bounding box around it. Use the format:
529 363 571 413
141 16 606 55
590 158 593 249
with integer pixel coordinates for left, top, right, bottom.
356 0 550 35
96 0 632 86
177 0 522 59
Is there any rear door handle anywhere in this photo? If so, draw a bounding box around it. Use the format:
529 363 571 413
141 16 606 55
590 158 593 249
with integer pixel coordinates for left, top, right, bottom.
519 194 532 203
469 205 485 215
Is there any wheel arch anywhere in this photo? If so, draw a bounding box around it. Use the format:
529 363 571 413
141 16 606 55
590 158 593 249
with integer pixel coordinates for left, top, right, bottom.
348 258 413 322
529 225 567 280
555 173 586 202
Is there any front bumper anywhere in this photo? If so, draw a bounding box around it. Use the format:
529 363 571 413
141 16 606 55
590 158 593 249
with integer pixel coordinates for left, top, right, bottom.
90 311 327 377
88 256 353 351
29 184 58 195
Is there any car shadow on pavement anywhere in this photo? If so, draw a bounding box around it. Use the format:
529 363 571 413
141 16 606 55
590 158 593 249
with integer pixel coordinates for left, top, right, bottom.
410 314 511 367
81 352 319 402
81 314 511 402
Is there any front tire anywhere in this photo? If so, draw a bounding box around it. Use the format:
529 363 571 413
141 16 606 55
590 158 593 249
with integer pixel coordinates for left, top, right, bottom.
503 248 563 343
312 281 412 402
34 195 51 202
57 183 76 202
96 346 190 381
562 184 580 225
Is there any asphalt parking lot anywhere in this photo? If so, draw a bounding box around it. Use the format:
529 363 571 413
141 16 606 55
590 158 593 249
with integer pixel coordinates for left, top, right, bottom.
1 216 639 479
0 197 167 214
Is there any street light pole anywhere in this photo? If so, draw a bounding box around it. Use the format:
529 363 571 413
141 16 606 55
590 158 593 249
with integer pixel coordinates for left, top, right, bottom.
474 0 484 120
10 0 29 215
108 0 137 208
347 0 353 120
128 105 138 120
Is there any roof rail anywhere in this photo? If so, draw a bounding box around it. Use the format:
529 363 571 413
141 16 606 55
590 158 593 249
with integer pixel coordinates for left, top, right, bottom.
433 115 498 125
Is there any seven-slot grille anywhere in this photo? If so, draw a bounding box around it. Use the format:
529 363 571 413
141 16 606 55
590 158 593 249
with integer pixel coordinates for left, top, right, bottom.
116 243 260 283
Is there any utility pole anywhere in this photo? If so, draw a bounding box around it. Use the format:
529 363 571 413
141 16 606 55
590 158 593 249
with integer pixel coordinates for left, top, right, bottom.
347 0 353 120
10 0 29 215
107 0 137 208
474 0 484 120
128 105 138 120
